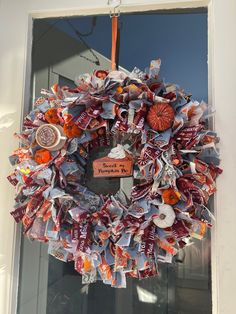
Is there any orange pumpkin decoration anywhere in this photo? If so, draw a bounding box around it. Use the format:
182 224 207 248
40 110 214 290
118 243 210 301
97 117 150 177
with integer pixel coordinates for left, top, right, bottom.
45 108 60 124
162 188 181 205
63 121 82 138
34 149 52 164
147 102 174 131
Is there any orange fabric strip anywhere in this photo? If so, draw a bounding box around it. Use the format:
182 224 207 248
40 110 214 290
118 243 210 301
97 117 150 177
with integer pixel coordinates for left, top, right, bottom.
111 16 118 71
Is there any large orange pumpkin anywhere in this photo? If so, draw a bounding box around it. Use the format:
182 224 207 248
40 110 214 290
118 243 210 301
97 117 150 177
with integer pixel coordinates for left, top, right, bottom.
146 102 174 131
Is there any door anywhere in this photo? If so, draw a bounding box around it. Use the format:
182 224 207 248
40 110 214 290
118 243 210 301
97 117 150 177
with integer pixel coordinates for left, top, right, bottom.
17 11 211 314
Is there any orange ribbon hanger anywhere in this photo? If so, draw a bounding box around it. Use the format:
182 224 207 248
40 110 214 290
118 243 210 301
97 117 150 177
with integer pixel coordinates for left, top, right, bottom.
111 15 118 71
109 0 120 71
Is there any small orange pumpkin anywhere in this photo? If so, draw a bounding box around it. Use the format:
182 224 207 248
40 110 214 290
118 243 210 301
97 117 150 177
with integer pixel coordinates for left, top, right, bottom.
44 108 60 124
162 188 181 205
147 102 174 131
63 121 82 138
34 149 52 164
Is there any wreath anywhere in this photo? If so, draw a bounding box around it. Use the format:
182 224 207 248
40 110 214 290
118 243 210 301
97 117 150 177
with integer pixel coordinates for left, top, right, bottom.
8 59 222 288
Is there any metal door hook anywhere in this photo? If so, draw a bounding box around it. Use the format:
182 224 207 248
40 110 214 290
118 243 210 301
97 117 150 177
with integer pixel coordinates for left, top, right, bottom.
108 0 121 17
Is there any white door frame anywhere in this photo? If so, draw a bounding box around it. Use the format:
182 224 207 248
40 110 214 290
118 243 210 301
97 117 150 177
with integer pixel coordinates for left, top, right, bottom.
0 1 235 314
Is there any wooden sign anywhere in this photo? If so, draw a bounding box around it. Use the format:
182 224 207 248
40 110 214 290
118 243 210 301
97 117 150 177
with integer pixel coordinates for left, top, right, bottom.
93 156 133 178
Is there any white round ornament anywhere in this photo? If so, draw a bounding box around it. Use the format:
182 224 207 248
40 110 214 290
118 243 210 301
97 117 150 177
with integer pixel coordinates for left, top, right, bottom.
153 204 176 228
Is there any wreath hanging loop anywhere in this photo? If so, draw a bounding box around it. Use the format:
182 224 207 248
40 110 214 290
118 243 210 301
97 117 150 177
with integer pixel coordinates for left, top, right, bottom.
8 59 222 288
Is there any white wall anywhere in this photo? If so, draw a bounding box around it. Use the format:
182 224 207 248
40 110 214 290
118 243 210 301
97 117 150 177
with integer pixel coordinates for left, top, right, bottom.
0 0 235 313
